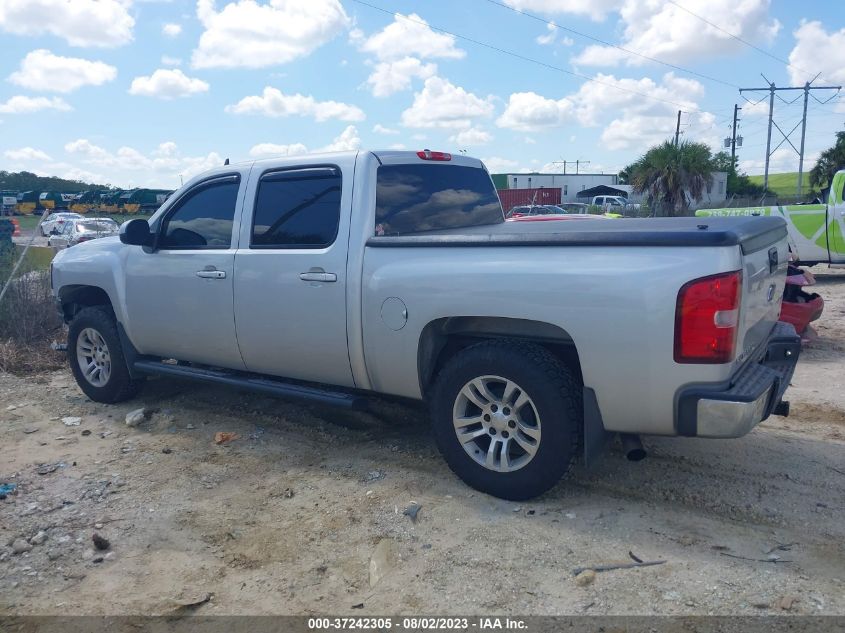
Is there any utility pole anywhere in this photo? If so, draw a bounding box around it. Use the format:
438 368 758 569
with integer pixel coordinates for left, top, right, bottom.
763 81 775 192
797 82 810 196
739 75 840 195
730 104 742 167
674 110 682 146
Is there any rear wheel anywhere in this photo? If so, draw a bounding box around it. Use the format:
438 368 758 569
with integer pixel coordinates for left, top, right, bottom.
430 339 581 500
67 306 143 403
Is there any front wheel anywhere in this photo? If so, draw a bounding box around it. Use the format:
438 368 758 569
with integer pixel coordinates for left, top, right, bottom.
430 340 581 500
67 306 143 403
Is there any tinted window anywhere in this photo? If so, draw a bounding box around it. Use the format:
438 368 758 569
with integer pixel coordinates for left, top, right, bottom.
375 164 502 236
252 167 341 248
160 178 239 249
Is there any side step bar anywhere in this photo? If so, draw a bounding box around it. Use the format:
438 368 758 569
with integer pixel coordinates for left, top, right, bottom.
132 360 369 410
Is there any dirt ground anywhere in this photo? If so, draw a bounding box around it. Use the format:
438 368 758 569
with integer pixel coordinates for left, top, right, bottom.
1 268 844 617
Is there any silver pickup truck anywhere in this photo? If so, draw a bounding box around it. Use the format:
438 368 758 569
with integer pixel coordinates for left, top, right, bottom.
51 150 800 500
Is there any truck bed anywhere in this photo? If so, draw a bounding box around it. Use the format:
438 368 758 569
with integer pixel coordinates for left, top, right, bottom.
368 216 787 254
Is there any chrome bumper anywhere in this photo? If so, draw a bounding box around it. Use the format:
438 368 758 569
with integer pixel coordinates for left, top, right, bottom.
677 322 801 438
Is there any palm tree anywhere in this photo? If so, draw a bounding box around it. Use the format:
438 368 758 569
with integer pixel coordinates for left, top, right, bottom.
809 129 845 192
626 141 714 216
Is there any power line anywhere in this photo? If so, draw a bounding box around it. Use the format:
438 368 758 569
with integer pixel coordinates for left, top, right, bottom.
739 76 841 193
350 0 732 118
482 0 740 89
665 0 821 82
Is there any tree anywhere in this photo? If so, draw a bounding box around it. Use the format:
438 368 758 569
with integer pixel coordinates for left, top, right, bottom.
810 129 845 191
0 170 110 193
710 151 766 197
624 140 714 216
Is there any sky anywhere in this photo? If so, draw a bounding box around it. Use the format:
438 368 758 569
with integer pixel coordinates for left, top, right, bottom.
0 0 843 189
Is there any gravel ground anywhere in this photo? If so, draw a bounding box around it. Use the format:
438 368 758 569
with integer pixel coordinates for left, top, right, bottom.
0 268 843 616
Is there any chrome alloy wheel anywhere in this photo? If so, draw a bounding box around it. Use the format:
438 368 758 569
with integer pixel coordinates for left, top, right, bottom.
76 327 112 387
452 375 541 472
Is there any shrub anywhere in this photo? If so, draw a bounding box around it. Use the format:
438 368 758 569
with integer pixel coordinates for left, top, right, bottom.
0 249 65 375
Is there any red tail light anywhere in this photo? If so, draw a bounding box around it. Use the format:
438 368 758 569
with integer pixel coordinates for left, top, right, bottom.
674 271 742 364
417 149 451 161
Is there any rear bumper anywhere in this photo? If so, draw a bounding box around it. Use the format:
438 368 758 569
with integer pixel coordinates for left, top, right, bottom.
676 322 801 438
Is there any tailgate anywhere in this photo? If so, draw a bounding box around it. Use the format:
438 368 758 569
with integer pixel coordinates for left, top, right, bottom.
736 227 789 364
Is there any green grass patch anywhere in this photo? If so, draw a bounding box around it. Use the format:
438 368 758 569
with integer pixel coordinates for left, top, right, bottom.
16 245 55 271
747 172 811 197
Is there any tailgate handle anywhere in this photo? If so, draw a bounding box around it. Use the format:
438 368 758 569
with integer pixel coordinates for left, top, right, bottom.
768 247 778 274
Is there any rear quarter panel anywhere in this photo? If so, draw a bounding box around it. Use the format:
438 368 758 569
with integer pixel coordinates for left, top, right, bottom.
362 244 743 435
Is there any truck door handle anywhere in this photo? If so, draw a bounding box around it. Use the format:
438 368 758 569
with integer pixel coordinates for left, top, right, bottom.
299 270 337 283
196 269 226 279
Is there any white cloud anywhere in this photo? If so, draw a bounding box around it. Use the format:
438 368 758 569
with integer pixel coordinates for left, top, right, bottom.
502 0 622 21
129 69 209 99
249 142 309 158
161 55 182 67
788 21 845 86
497 72 713 151
64 138 227 186
8 49 117 93
536 23 557 45
497 92 574 131
572 0 780 67
740 147 815 176
248 126 361 158
192 0 349 69
4 147 51 161
373 124 399 135
0 95 71 114
163 22 182 37
389 143 406 150
359 13 464 61
64 138 111 161
320 125 361 152
401 76 495 129
225 87 364 122
366 57 437 97
0 0 134 48
481 156 520 173
450 127 493 146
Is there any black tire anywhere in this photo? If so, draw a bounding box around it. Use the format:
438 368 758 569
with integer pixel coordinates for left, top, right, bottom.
430 339 581 501
67 306 143 403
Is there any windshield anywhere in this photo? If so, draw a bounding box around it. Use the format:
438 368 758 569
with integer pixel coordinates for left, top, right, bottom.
375 164 503 236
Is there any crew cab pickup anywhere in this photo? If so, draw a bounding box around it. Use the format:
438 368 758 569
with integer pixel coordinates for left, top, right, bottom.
52 150 800 500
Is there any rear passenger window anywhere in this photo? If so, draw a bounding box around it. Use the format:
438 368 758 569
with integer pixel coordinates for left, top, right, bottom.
160 177 240 249
375 164 503 236
251 167 341 248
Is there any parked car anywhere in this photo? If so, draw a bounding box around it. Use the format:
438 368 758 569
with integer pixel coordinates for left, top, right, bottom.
558 202 590 214
48 217 119 249
506 204 566 218
507 213 607 223
40 212 82 236
51 149 800 500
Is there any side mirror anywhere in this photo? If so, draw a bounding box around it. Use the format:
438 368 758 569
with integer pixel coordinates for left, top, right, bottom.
120 218 153 247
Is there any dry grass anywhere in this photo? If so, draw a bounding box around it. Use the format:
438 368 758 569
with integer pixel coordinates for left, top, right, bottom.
0 256 66 375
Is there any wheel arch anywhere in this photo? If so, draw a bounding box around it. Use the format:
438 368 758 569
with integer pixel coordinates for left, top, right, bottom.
418 316 583 397
58 284 114 322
